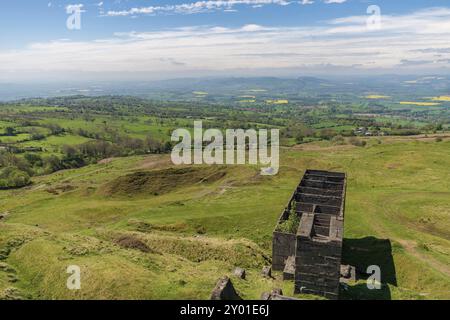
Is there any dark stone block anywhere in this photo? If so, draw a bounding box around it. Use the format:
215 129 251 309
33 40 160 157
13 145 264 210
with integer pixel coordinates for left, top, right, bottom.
210 276 242 300
283 256 295 280
340 264 356 281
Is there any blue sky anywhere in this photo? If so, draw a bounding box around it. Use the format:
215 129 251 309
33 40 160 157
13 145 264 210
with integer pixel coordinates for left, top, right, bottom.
1 0 450 81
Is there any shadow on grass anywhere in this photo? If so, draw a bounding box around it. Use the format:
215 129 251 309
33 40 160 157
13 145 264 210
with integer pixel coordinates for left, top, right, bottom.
340 236 396 300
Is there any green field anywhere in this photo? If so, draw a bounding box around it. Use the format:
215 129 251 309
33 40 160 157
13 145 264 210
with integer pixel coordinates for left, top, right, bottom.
1 136 449 300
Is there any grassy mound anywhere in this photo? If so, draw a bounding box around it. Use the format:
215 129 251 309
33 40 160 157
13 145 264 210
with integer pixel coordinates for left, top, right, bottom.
105 230 270 269
114 234 152 253
102 166 227 197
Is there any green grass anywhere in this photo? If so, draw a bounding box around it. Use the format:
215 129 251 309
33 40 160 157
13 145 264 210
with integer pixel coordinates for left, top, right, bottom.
1 137 450 299
36 115 180 141
0 133 31 143
276 204 299 234
18 134 93 154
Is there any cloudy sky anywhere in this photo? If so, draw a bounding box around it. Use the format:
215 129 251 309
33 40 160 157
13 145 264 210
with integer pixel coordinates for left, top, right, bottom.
1 0 450 81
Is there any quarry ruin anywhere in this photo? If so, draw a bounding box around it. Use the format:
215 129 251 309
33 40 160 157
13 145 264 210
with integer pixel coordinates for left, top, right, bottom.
272 169 346 300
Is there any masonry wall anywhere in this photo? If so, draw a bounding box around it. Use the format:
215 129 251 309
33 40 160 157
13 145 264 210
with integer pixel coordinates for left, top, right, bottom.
272 231 296 271
294 238 342 300
271 169 346 299
272 192 297 271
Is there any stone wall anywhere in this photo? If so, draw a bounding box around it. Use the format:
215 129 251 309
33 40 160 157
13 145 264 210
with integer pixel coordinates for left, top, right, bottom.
272 231 296 271
272 191 297 271
294 228 343 299
272 169 346 299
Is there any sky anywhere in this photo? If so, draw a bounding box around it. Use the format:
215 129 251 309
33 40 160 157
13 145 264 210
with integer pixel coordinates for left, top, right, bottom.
1 0 450 82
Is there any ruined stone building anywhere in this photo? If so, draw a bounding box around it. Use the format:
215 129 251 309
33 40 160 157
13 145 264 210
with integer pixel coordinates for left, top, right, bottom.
272 170 346 300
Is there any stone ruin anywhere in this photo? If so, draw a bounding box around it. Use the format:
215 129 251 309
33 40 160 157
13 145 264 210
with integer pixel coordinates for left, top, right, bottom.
210 276 242 300
272 169 346 300
260 288 301 301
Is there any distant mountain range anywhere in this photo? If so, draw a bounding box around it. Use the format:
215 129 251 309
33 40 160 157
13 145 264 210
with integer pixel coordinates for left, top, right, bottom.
1 75 449 101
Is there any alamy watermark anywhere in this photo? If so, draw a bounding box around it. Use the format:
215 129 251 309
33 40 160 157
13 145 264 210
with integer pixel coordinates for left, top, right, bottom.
367 265 382 290
367 5 382 30
171 121 279 175
66 4 84 30
66 265 81 290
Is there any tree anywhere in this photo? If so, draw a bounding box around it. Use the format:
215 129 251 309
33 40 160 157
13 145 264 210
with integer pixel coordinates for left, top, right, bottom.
62 145 78 158
5 127 16 136
46 124 64 135
24 153 43 167
43 155 62 173
0 167 31 189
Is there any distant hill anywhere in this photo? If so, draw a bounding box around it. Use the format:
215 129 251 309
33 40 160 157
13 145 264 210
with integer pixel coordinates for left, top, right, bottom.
1 75 449 101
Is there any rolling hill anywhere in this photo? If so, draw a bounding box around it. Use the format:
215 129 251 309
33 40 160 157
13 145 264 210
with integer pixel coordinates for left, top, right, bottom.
1 136 449 299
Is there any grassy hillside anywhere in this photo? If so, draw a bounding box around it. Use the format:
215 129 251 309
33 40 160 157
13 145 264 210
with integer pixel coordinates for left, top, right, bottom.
1 136 449 300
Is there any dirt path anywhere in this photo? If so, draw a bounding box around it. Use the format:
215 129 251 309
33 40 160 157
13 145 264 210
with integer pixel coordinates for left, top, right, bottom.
396 239 450 277
59 167 109 184
374 200 450 278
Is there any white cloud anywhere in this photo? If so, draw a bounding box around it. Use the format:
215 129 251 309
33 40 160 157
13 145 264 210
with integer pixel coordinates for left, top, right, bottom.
106 0 292 16
104 0 348 16
66 3 85 13
324 0 347 4
2 7 450 80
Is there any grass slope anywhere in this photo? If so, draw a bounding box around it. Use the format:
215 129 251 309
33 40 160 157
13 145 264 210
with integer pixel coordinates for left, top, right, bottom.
0 137 449 300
